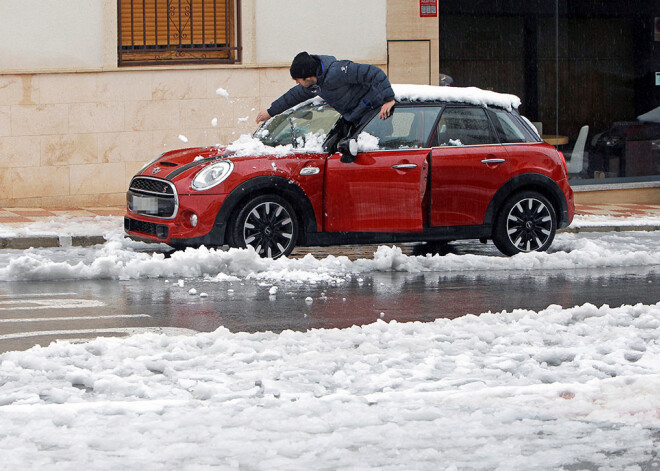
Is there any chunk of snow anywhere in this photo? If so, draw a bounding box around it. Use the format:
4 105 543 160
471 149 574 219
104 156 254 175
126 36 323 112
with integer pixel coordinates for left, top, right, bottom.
357 132 380 152
215 87 229 98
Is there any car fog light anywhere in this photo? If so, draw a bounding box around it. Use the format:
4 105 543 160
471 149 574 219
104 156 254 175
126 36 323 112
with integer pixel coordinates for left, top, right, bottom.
190 213 198 227
156 225 168 239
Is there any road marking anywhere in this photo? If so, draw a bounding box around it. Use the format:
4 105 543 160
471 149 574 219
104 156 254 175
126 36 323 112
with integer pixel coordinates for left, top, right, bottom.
0 314 151 323
0 299 106 310
0 327 195 341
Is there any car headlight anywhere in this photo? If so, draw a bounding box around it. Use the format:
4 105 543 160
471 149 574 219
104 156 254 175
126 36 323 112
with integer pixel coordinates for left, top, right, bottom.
191 160 234 190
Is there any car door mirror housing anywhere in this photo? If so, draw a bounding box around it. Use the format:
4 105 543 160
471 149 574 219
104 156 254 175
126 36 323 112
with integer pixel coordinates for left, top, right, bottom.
338 138 358 159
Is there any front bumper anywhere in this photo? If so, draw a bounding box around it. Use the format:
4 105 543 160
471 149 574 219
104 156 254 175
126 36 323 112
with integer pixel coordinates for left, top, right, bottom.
124 192 228 247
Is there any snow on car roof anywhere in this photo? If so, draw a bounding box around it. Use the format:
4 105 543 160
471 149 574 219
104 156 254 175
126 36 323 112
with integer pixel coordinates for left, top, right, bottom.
393 84 521 111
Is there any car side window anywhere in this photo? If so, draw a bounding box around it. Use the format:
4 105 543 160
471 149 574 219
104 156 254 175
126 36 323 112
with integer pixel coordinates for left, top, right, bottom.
360 106 442 150
487 108 535 143
435 107 498 146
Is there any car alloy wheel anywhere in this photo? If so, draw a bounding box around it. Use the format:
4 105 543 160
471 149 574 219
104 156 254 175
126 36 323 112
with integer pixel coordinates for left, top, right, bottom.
231 195 298 259
493 191 556 256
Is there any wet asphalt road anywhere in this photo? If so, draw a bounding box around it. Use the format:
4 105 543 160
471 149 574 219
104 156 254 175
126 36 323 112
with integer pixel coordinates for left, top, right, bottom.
1 248 659 353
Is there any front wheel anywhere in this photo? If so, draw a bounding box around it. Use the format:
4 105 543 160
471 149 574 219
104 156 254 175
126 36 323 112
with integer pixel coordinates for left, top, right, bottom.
492 191 556 256
228 195 298 259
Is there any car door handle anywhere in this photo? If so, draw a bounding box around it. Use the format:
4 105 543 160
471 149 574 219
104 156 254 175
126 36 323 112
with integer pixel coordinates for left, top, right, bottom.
392 163 417 169
481 158 506 164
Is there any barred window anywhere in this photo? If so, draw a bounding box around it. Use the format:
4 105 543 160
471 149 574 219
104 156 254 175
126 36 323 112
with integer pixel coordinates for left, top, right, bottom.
118 0 240 66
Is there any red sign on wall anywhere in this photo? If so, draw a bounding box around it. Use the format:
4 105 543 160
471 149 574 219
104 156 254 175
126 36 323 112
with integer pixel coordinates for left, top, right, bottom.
420 0 437 17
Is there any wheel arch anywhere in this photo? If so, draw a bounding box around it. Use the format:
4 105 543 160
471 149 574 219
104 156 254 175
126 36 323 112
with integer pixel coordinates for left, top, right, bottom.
484 173 569 230
213 175 318 245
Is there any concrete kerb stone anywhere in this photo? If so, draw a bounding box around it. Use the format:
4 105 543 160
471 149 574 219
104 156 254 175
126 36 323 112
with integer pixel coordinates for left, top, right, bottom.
559 225 660 234
0 235 107 249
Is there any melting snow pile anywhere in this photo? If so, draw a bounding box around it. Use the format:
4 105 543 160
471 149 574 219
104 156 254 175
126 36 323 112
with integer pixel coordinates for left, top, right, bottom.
1 230 660 283
0 302 659 469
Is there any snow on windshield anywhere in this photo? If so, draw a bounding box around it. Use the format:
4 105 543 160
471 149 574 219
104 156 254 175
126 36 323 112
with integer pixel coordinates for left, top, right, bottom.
226 132 326 157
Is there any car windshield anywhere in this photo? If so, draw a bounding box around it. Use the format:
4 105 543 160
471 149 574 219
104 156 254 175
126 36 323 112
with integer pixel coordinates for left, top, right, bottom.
253 101 340 148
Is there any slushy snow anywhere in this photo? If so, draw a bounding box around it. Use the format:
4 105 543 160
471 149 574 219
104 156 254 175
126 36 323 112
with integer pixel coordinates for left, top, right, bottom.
0 302 659 469
0 215 659 468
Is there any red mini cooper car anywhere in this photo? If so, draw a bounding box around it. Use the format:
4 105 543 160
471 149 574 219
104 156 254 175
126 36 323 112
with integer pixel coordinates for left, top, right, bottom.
125 85 574 258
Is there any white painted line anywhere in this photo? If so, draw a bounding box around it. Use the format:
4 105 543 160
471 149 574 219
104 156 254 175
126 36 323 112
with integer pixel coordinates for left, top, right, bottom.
0 327 197 341
0 299 106 310
0 314 151 323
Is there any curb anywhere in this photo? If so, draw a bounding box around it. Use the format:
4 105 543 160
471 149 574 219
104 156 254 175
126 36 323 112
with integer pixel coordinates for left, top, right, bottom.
0 235 107 250
559 225 660 234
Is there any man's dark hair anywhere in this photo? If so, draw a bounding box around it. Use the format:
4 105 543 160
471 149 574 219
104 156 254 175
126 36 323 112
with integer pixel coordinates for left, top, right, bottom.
290 52 319 79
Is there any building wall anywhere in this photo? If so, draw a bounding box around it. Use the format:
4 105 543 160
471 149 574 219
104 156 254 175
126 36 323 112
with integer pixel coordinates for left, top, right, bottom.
0 67 289 207
0 0 435 208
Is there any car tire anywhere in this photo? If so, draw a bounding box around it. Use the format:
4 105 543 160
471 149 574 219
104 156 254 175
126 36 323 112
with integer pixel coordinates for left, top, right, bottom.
492 191 557 256
228 194 299 259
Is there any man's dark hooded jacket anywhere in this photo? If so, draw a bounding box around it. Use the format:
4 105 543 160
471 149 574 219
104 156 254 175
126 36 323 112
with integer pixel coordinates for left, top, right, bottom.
267 55 395 125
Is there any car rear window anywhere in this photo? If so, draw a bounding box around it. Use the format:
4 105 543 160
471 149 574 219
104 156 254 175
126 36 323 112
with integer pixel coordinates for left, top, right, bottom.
487 108 539 143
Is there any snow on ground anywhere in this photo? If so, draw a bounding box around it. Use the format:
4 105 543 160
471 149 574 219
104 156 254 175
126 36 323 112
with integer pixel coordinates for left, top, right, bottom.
1 216 659 469
0 302 659 470
0 220 659 283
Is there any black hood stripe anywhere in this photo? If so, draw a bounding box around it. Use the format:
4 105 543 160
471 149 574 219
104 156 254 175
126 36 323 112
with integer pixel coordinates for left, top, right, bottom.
164 154 234 181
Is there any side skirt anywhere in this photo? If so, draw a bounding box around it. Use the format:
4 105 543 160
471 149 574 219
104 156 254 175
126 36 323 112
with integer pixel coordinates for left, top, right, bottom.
301 225 492 247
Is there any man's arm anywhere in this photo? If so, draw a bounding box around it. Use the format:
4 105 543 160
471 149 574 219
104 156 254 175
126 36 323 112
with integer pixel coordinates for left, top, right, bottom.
256 84 316 123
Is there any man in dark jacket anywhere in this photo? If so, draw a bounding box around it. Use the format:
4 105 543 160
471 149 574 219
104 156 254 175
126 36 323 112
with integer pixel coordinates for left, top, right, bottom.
256 52 396 127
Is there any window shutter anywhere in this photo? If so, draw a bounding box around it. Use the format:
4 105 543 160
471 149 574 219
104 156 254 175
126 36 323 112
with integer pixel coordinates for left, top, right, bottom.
118 0 238 65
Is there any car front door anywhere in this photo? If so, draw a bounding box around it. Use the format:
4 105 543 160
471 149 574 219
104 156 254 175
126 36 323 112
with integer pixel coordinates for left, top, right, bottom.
430 106 511 226
324 106 441 233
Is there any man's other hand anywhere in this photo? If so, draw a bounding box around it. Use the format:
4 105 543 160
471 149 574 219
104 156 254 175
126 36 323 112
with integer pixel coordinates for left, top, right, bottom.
379 100 395 120
256 110 271 123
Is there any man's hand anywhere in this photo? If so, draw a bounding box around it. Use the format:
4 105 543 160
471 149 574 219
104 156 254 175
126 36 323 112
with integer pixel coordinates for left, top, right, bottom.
256 110 271 123
379 100 395 119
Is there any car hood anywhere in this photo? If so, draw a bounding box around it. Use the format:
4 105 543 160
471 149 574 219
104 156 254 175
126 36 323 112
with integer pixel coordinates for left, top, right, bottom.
138 145 326 181
139 146 233 179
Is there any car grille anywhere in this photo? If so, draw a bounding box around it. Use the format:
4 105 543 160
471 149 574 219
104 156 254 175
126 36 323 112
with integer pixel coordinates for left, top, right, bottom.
127 177 177 218
124 217 169 239
130 177 175 195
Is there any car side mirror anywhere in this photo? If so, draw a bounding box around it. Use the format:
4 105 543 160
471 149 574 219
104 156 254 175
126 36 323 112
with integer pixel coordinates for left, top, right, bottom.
337 138 358 159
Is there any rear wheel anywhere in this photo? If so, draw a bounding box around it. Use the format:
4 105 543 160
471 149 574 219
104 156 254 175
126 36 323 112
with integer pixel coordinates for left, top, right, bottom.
228 195 298 259
493 191 556 256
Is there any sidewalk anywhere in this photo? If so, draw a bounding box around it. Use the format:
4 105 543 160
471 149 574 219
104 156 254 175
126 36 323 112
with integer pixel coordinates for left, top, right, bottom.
1 204 660 249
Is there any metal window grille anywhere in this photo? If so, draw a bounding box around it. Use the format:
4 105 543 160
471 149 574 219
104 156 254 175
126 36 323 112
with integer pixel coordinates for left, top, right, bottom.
118 0 241 66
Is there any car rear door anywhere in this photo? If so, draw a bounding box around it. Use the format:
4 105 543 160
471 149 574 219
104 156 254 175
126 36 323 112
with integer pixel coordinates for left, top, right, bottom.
430 106 511 226
324 106 441 233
